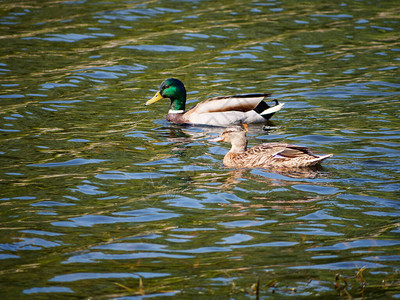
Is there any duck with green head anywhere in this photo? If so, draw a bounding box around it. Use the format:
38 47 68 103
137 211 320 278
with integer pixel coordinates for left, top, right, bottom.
145 78 284 126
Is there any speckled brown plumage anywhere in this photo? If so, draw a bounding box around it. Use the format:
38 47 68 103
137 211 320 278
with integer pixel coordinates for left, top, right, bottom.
213 126 332 169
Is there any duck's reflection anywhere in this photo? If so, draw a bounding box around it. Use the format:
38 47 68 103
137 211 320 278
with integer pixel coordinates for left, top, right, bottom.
155 120 278 141
221 165 330 187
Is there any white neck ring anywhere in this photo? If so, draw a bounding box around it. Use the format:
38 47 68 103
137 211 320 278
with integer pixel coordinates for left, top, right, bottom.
168 109 185 114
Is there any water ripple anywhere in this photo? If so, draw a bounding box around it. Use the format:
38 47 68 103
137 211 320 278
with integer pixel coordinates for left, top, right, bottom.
289 261 385 270
65 251 192 263
28 158 105 168
23 287 73 295
52 208 180 227
50 272 168 282
121 45 195 52
96 171 172 180
308 239 400 251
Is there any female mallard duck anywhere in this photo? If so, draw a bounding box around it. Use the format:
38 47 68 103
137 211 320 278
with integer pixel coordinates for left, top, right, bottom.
145 78 284 126
212 125 332 168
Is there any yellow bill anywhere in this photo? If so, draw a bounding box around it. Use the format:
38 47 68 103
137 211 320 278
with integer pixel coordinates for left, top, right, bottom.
145 91 163 105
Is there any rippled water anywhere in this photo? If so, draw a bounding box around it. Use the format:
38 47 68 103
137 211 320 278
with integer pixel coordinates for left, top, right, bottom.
1 0 399 298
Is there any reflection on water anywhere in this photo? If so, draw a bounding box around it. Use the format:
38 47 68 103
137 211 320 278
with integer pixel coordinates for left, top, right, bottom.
1 0 399 298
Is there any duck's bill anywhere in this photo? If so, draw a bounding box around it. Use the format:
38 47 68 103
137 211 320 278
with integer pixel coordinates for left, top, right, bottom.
145 91 163 105
210 136 224 142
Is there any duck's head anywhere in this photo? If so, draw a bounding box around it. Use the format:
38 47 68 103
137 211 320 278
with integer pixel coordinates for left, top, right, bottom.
145 78 187 111
211 124 248 152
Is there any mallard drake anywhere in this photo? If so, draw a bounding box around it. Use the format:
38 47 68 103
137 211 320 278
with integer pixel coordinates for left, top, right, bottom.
145 78 284 126
212 125 332 168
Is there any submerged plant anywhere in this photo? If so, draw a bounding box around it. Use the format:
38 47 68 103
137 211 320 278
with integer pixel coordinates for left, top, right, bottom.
335 268 400 298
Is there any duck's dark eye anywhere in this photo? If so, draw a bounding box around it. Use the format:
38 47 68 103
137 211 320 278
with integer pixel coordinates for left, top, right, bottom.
164 84 170 89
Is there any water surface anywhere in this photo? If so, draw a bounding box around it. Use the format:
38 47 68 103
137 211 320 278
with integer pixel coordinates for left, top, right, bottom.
0 0 399 298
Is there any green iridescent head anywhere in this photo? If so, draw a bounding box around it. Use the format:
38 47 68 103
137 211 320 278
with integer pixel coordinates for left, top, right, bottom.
145 78 187 111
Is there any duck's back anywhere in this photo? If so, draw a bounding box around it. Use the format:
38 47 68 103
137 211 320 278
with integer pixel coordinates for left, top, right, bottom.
192 94 270 114
223 143 332 168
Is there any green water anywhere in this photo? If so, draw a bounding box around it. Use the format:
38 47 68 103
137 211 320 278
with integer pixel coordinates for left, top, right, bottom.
1 0 399 298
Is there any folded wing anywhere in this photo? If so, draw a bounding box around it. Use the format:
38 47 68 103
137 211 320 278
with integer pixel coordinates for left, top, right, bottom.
192 94 271 114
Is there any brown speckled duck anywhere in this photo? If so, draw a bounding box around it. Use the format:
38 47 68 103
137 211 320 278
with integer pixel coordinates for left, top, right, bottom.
145 78 284 126
212 125 332 168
